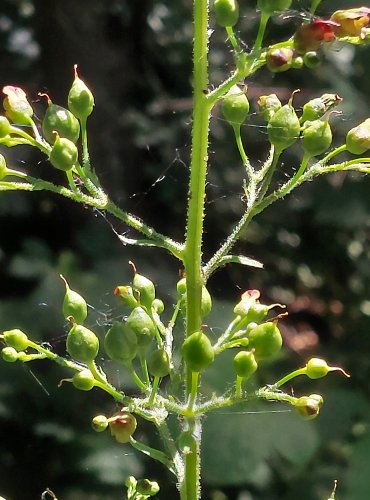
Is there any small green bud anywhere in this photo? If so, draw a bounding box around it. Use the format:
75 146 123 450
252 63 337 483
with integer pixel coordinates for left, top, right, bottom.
0 116 11 137
213 0 239 28
257 94 282 122
132 269 156 310
266 47 294 73
92 414 109 432
72 369 96 391
104 322 137 363
49 134 78 171
2 86 33 125
114 285 138 308
68 65 94 121
176 277 187 297
3 328 29 351
303 51 321 69
247 322 282 359
301 119 332 157
295 394 323 420
147 347 170 377
305 358 350 379
301 93 342 123
346 118 370 154
221 85 250 127
42 98 80 144
109 411 137 444
257 0 292 15
136 479 160 496
151 298 165 315
182 330 214 373
267 98 300 151
233 350 258 379
61 275 87 324
1 346 19 362
0 154 8 180
177 278 212 318
66 324 99 363
291 56 304 69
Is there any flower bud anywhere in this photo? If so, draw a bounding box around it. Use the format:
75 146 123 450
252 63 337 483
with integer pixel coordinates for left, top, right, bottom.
221 85 249 128
109 411 137 444
72 369 96 391
68 65 94 121
66 324 99 363
104 322 137 363
151 298 165 315
294 19 337 54
92 414 109 432
2 86 33 125
247 322 282 359
295 394 323 420
2 328 29 351
301 118 332 157
61 275 87 324
182 330 214 373
132 271 156 310
303 51 321 68
266 47 294 73
0 116 11 137
114 285 138 308
136 479 160 496
257 94 282 122
177 277 187 297
1 346 19 362
305 358 350 379
233 350 258 379
346 118 370 154
0 154 8 180
176 278 212 318
330 8 370 38
147 347 170 377
300 93 342 123
213 0 239 28
42 98 80 144
49 134 78 171
267 98 300 151
257 0 292 15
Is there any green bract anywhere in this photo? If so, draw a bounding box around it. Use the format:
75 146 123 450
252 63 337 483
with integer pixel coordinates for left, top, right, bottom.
42 101 80 144
72 369 96 391
104 321 138 363
267 100 300 151
213 0 239 28
49 135 78 171
109 411 137 444
233 350 258 379
3 329 29 351
221 85 250 127
346 118 370 154
68 65 94 121
247 322 282 359
257 0 292 15
301 119 332 157
61 275 88 324
182 330 214 373
66 324 99 363
147 347 170 377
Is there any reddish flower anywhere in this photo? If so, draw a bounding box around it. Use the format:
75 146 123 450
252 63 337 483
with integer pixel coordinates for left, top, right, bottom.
330 7 370 38
294 18 338 54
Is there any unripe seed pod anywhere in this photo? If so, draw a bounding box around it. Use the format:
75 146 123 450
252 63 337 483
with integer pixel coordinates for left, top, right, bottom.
176 278 212 318
61 275 87 324
3 328 29 351
1 346 19 362
68 65 94 121
176 278 187 297
346 118 370 155
233 350 258 379
266 47 294 73
267 100 300 151
182 330 214 373
92 414 109 432
126 306 156 337
303 51 321 69
257 94 282 122
132 272 156 310
72 369 96 391
257 0 292 15
42 100 80 144
221 85 250 127
147 347 170 377
0 116 11 137
66 324 99 363
114 285 138 308
295 394 323 420
301 93 342 123
109 411 137 444
305 357 350 379
301 119 332 157
247 322 282 359
49 135 78 171
213 0 239 28
2 86 33 125
104 322 137 363
136 479 160 496
152 298 165 315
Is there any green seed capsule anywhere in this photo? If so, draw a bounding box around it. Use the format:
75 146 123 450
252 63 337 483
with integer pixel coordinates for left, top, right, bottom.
68 65 94 121
176 278 187 297
132 272 156 310
147 347 170 377
49 135 78 171
213 0 239 28
346 118 370 155
267 100 300 151
303 51 321 69
66 324 99 363
295 394 323 420
1 346 19 362
136 479 160 496
114 285 138 309
221 85 250 127
126 306 156 351
301 93 342 123
0 116 11 137
3 328 29 351
92 414 109 432
61 275 87 324
182 330 214 373
257 94 282 122
109 411 137 444
301 119 332 157
257 0 292 15
42 101 80 144
305 358 350 379
104 321 137 363
72 369 96 391
233 350 258 379
2 86 33 125
266 47 294 73
247 322 282 359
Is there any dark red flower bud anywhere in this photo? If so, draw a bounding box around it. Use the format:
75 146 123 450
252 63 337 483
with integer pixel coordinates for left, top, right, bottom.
294 19 338 54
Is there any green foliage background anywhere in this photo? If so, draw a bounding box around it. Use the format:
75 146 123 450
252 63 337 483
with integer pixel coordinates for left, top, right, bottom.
0 0 369 499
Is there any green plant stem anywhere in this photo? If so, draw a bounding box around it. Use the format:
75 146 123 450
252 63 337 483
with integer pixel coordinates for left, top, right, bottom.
233 124 254 182
148 376 160 405
226 26 240 52
321 144 347 164
257 147 282 200
272 368 307 388
235 375 243 398
253 11 270 52
186 371 200 413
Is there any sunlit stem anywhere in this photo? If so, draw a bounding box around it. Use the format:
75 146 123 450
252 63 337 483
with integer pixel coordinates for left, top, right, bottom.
233 124 254 181
235 375 244 398
272 367 307 389
253 11 270 52
226 26 241 52
148 376 160 405
258 147 282 200
186 371 200 413
321 144 347 164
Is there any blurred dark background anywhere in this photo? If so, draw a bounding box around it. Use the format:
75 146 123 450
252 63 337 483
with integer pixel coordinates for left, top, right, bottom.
0 0 370 499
